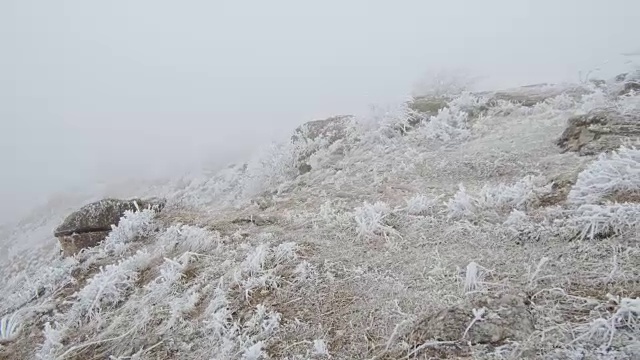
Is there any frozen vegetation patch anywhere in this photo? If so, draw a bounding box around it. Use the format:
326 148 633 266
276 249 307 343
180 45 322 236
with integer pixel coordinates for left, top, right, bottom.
568 146 640 205
2 75 640 359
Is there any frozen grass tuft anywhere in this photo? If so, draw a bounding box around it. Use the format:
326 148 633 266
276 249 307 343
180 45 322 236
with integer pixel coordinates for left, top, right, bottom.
67 250 154 324
158 224 224 254
103 209 157 256
405 194 442 216
565 203 640 240
568 146 640 205
312 339 330 356
446 184 477 220
0 312 21 344
353 201 397 238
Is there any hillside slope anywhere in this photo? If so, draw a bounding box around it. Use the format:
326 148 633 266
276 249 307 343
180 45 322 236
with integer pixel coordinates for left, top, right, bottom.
1 75 640 359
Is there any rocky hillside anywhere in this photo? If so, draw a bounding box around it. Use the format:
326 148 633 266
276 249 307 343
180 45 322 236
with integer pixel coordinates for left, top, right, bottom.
1 72 640 359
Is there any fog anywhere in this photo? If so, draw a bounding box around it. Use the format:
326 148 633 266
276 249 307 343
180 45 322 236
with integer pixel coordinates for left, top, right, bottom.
1 0 638 223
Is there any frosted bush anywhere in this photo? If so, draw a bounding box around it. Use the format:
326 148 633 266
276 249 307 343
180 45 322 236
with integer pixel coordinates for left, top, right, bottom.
446 176 551 222
158 224 223 254
446 185 478 220
573 296 640 349
68 250 154 323
405 194 442 216
479 175 550 211
103 209 157 255
419 107 470 141
502 209 534 236
242 341 267 360
353 201 394 238
546 93 577 110
241 141 299 199
163 286 200 331
36 322 65 360
204 286 232 337
616 92 640 114
568 147 640 205
565 203 640 240
316 200 352 229
241 244 270 276
579 88 610 114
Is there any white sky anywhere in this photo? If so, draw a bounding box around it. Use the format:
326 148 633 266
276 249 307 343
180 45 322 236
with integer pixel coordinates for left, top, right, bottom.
1 0 638 222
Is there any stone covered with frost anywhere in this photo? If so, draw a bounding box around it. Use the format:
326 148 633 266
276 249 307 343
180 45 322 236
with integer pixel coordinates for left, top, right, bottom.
556 109 640 155
54 197 165 256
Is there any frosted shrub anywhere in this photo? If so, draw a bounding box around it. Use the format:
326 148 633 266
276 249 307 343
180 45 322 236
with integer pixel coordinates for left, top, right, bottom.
353 201 395 238
68 250 154 323
568 147 640 205
37 322 66 360
579 88 610 114
241 141 298 199
316 200 351 229
479 175 550 211
566 203 640 240
419 107 470 142
546 93 576 110
617 92 640 114
103 209 157 255
448 91 488 114
446 185 477 220
242 341 267 360
158 224 223 254
405 194 442 216
503 209 530 230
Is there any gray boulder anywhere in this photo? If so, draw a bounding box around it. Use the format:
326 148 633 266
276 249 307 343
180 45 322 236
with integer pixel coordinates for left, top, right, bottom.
556 109 640 155
54 197 165 256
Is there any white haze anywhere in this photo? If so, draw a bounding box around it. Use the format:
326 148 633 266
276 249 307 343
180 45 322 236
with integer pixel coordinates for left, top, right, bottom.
1 0 638 223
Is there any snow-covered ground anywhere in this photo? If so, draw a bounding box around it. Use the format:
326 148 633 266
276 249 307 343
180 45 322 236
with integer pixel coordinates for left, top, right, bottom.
1 76 640 359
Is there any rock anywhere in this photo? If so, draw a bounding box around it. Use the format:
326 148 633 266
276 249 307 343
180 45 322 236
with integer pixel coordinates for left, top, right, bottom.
556 109 640 155
54 197 165 256
538 170 581 207
620 81 640 96
58 231 111 257
407 294 534 346
291 115 353 175
291 115 352 144
486 84 588 108
611 71 640 96
408 96 450 117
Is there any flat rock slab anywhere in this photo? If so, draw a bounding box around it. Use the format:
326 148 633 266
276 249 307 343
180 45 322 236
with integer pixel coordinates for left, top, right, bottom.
54 197 165 237
54 197 165 256
556 109 640 155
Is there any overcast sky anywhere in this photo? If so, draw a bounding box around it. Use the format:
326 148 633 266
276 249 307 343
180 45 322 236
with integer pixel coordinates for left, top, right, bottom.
1 0 638 222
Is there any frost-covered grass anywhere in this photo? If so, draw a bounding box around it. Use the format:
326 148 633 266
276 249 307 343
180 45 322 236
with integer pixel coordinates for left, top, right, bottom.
2 76 640 359
568 146 640 205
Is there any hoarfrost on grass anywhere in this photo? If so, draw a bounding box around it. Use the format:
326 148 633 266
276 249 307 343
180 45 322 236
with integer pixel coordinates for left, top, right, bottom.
568 146 640 205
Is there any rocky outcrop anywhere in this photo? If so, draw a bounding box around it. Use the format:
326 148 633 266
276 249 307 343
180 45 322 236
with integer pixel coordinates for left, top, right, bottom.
408 96 450 117
556 109 640 155
291 115 353 175
614 71 640 96
55 197 165 256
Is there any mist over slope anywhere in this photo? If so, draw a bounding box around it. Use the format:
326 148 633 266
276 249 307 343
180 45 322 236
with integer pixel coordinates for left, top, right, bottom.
2 73 640 359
